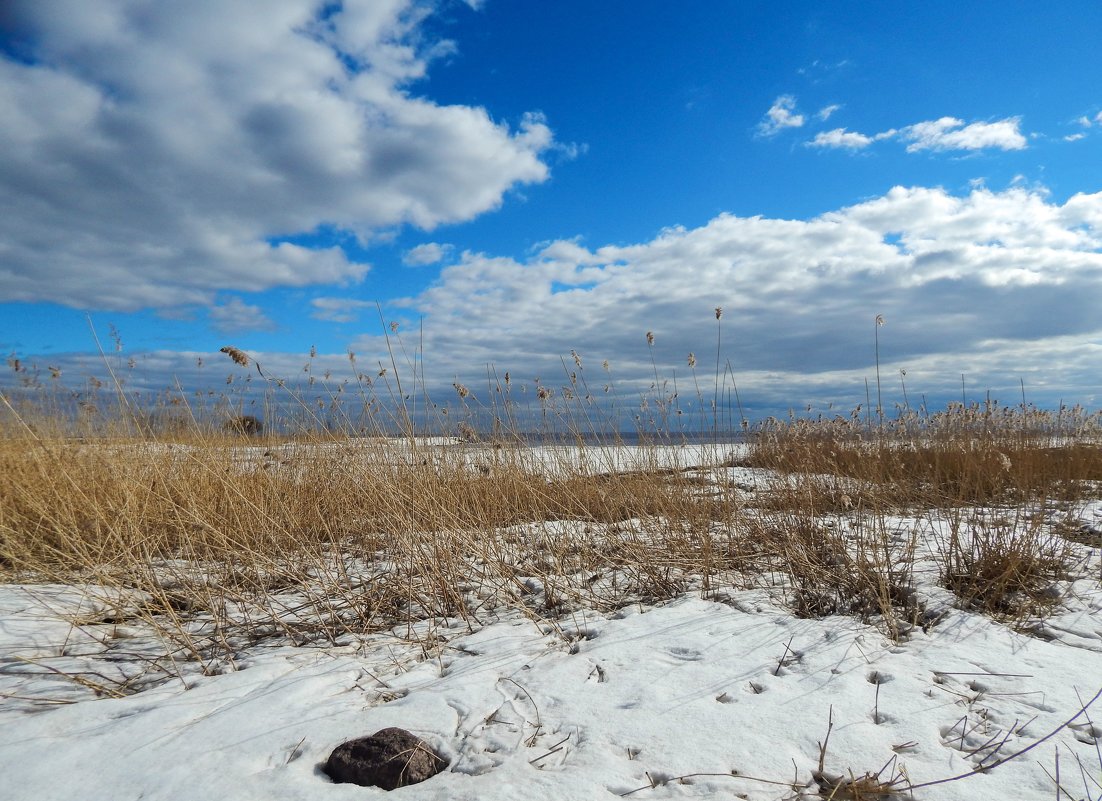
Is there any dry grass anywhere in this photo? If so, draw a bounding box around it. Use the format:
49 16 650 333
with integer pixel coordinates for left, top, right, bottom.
0 426 750 666
2 351 1100 677
739 404 1100 622
744 404 1102 508
936 512 1070 619
750 509 921 637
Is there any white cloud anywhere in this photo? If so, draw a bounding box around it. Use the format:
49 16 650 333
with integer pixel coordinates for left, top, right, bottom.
757 95 805 136
899 116 1027 152
807 128 875 149
310 297 374 323
550 140 589 161
759 97 1026 155
801 115 1027 155
29 186 1102 418
0 0 553 312
344 185 1102 417
208 297 277 334
403 242 453 267
797 59 850 79
1065 133 1087 142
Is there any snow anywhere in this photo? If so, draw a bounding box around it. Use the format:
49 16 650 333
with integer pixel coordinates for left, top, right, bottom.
2 453 1101 800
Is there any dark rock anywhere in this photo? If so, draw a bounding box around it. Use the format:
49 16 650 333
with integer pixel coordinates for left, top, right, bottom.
224 414 263 436
325 727 446 790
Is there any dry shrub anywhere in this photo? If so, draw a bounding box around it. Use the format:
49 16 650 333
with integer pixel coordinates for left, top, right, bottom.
937 516 1070 620
749 500 921 638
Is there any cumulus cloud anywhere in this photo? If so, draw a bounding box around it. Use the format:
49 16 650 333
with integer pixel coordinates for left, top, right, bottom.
757 95 805 136
208 297 277 334
817 104 842 121
24 186 1102 419
403 242 454 267
0 0 553 312
899 116 1026 152
310 297 374 323
807 128 875 149
344 185 1102 417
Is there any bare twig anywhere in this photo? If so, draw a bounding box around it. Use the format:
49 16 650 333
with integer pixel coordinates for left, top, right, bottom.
909 687 1102 792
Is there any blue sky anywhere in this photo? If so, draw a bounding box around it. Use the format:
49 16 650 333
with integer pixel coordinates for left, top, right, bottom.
3 0 1102 424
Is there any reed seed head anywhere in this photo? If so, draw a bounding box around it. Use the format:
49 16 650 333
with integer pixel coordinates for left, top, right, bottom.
219 346 250 367
715 307 723 320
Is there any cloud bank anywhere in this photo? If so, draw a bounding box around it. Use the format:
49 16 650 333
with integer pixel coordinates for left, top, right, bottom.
0 0 553 311
25 186 1102 420
355 185 1102 416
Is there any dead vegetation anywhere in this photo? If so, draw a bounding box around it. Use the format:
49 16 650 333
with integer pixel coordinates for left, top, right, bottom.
3 338 1101 676
1 398 1098 661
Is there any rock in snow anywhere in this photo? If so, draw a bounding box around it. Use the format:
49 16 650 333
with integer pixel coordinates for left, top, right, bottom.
325 727 446 790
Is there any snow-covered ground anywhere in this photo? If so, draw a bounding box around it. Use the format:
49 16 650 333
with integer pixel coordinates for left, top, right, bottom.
2 455 1101 800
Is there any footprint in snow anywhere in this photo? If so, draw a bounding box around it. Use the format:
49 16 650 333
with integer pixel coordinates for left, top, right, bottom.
664 646 703 661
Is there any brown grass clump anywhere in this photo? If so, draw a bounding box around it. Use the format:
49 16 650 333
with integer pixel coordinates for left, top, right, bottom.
936 514 1070 619
738 404 1096 626
748 496 921 638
